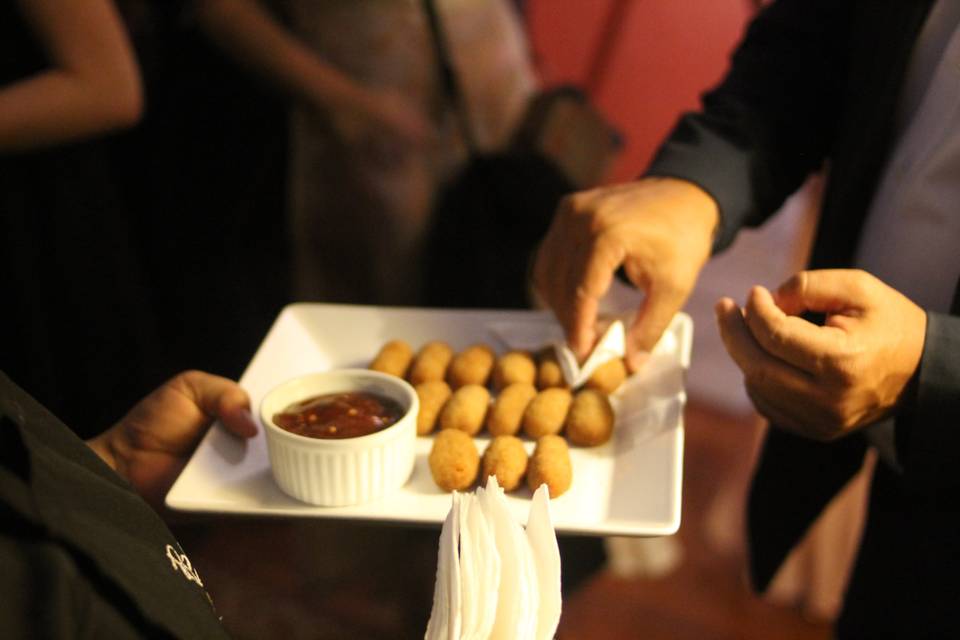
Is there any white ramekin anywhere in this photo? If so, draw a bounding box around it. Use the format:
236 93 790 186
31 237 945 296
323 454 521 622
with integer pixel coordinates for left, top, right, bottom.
259 369 418 506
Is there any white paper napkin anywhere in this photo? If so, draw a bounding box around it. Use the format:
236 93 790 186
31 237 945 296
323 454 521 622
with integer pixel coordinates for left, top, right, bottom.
552 320 625 389
489 312 689 448
424 478 561 640
488 315 629 388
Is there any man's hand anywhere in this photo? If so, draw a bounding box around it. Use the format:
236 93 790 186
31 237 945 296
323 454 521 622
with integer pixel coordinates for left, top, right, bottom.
87 371 258 508
533 177 718 370
715 269 927 440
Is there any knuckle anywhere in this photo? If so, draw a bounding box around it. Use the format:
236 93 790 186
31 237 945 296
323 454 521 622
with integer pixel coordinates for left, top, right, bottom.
650 265 687 300
849 270 870 296
824 354 858 385
850 268 873 284
175 369 203 388
565 191 594 214
763 321 788 351
573 284 592 304
785 272 806 297
849 268 881 301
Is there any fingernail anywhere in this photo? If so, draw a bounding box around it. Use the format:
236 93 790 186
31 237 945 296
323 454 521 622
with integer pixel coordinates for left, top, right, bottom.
750 286 769 303
239 408 258 437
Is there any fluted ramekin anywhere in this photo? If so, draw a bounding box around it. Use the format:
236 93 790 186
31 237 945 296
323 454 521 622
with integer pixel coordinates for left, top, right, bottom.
259 369 418 506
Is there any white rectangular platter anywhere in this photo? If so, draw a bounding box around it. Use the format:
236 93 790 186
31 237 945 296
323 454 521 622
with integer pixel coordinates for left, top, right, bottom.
166 304 690 536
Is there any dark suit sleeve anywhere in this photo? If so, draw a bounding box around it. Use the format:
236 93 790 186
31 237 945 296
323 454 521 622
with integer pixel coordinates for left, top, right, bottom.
897 312 960 488
646 0 852 252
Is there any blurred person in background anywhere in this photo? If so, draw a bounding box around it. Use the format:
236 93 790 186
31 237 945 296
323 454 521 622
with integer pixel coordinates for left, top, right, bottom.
0 0 161 439
188 0 537 306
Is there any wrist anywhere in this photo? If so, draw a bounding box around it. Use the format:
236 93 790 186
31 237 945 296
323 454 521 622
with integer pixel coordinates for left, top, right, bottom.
86 430 118 471
642 175 721 252
86 426 131 480
669 177 720 242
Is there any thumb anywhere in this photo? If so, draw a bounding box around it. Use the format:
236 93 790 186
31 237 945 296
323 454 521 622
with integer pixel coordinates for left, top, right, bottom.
625 287 678 371
174 371 258 439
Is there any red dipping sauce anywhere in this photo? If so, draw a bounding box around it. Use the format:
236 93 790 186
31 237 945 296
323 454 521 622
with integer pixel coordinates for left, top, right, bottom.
272 391 404 439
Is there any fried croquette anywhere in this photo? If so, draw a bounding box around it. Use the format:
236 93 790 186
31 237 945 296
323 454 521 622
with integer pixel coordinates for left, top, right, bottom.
585 358 628 395
448 343 495 389
492 350 536 390
481 435 529 491
408 341 454 385
438 384 490 435
415 380 452 435
429 429 479 492
522 387 572 438
486 382 537 436
566 389 615 446
369 339 413 378
535 347 567 390
527 435 572 498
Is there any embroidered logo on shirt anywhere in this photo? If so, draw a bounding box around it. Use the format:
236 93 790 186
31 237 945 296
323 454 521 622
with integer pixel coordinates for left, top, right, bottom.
166 544 204 587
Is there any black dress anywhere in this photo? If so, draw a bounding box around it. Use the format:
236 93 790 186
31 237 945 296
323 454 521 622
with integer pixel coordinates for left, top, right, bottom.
109 1 291 387
0 2 292 438
0 1 162 438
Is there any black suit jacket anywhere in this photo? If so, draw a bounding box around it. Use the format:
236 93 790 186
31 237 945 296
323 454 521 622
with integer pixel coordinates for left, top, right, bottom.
648 1 960 635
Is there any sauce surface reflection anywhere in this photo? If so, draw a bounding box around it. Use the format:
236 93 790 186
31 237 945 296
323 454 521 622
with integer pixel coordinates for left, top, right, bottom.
273 391 404 439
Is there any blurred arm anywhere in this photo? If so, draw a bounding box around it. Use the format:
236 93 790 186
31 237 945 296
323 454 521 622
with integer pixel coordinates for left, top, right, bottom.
0 0 142 152
192 0 429 144
192 0 372 113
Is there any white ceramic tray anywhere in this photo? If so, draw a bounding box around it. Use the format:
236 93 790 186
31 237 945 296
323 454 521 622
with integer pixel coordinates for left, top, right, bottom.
166 304 690 536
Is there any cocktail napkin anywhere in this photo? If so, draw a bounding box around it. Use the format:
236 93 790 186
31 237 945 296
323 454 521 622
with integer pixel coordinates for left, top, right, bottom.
489 312 689 447
425 477 561 640
552 320 625 388
488 315 628 388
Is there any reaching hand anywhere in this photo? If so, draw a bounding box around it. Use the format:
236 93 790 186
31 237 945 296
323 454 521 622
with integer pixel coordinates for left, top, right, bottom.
715 269 927 440
533 177 718 370
87 370 258 508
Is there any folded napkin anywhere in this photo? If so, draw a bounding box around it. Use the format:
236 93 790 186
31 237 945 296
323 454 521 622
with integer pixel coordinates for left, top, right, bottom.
425 477 561 640
552 320 625 389
490 312 689 447
488 315 628 388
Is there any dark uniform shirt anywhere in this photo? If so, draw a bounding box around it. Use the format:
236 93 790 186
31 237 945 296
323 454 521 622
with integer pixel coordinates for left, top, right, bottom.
0 371 231 638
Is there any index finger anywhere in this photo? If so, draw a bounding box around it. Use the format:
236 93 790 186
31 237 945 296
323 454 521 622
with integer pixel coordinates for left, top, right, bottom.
625 282 682 370
773 270 872 316
744 286 848 375
715 297 814 391
568 235 625 360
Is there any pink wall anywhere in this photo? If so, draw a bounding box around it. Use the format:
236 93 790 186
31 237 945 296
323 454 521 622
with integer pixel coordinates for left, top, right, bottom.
526 0 756 183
